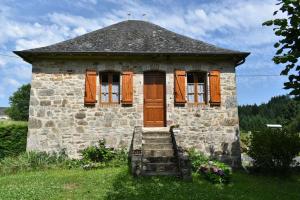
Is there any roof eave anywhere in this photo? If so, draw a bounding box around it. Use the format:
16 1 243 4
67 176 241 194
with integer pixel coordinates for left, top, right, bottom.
14 51 250 64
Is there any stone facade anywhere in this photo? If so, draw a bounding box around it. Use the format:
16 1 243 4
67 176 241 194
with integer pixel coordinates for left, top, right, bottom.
28 58 241 166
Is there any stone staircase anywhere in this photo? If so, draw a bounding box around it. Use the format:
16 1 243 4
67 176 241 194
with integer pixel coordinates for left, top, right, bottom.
130 126 191 179
141 128 180 176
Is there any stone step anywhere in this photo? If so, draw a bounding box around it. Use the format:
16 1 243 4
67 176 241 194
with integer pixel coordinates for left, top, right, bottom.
142 127 169 132
142 131 170 137
143 162 178 172
142 137 172 143
142 171 180 177
143 143 173 150
143 149 174 157
143 156 177 163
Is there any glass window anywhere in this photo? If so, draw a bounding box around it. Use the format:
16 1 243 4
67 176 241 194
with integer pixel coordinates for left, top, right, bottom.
187 72 207 104
100 72 120 103
112 73 119 103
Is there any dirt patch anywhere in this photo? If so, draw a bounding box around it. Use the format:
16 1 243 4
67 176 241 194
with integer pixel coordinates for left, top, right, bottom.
63 183 79 190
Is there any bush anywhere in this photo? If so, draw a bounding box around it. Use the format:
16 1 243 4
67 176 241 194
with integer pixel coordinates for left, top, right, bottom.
0 151 78 175
187 148 209 171
80 139 128 170
248 128 300 173
81 139 115 162
187 148 232 184
0 123 28 159
240 131 251 153
198 161 232 184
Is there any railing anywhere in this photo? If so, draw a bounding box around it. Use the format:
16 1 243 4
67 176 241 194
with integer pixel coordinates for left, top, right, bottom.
130 126 143 176
170 126 192 180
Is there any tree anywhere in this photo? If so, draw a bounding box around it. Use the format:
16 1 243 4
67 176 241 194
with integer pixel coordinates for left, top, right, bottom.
238 95 300 132
263 0 300 99
5 84 31 121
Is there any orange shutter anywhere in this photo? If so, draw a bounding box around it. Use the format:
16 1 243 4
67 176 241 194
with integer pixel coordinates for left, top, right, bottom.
84 70 97 105
121 71 133 104
174 70 186 104
209 70 221 106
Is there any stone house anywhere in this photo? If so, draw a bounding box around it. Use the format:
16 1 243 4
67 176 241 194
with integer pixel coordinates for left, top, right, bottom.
14 20 249 172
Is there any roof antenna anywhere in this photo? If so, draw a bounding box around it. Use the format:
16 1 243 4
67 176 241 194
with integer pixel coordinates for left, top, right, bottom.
142 13 146 21
127 12 131 20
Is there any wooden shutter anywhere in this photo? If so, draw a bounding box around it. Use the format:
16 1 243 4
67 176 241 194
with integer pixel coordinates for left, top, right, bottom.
174 70 186 104
84 70 97 105
209 70 221 106
121 71 133 104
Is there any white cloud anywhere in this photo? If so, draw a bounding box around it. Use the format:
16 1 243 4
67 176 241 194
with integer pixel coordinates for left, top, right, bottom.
0 58 7 68
3 78 21 88
48 13 103 32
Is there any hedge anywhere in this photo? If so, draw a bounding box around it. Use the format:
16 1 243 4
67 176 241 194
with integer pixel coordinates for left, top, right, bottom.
0 123 28 159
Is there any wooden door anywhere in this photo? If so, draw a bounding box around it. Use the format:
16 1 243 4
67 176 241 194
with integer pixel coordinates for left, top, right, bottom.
144 72 166 127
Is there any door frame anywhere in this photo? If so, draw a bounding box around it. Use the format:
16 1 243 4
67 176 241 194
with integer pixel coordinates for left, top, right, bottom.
143 71 167 127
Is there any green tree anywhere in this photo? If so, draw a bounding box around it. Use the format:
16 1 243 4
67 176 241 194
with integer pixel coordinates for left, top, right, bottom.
238 95 300 132
263 0 300 99
5 84 31 121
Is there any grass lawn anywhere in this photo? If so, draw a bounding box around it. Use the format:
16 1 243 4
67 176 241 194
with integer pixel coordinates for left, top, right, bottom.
0 120 27 127
0 167 299 200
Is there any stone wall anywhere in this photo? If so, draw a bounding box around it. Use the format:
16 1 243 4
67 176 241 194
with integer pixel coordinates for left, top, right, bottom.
28 58 240 166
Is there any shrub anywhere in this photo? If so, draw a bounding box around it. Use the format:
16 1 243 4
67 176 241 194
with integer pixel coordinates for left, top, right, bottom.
0 151 77 175
248 128 300 173
187 148 208 171
240 131 251 153
198 161 232 184
187 148 232 184
81 139 115 163
109 149 128 167
80 140 128 170
0 123 28 159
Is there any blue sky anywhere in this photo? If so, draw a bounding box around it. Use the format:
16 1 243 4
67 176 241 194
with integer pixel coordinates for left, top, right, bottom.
0 0 289 106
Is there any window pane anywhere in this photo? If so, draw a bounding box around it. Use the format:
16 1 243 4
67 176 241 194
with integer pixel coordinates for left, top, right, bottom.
101 73 109 103
187 83 194 93
188 94 194 102
198 83 204 93
101 83 109 102
112 73 119 103
187 73 194 83
112 83 119 102
197 73 206 103
198 93 204 103
187 84 194 102
113 73 119 82
101 73 108 83
198 75 205 84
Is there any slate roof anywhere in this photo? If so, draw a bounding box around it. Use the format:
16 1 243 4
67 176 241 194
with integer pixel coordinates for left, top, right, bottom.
14 20 249 61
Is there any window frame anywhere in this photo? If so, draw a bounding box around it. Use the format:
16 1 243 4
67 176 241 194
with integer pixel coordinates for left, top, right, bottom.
99 72 120 104
187 72 207 105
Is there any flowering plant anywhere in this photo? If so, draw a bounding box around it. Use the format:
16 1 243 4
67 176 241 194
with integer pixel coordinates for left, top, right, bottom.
197 160 232 184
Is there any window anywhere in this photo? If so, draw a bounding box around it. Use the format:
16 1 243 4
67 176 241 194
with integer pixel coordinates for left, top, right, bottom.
100 72 120 103
187 72 207 104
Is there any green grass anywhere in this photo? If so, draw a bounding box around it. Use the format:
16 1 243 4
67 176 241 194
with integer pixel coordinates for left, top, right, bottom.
0 167 299 200
0 120 27 127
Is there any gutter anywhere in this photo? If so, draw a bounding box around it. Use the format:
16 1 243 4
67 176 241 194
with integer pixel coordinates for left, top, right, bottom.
235 58 246 67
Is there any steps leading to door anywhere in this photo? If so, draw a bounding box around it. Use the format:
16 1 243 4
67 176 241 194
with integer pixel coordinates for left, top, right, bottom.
141 129 180 176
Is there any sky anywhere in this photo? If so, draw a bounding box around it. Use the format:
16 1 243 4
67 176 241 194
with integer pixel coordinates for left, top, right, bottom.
0 0 290 106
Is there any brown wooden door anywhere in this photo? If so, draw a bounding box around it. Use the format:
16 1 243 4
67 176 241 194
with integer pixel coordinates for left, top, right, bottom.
144 72 166 127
